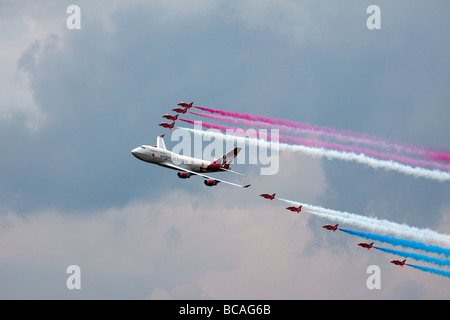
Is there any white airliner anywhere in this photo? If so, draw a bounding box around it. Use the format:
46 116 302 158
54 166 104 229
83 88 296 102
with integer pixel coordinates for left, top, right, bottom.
131 135 251 188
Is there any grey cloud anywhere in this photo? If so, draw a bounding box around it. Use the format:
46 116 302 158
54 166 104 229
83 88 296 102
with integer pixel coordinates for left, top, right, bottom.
1 0 449 299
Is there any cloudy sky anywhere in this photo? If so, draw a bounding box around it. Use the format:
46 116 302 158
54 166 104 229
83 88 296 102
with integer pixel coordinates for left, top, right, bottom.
1 0 449 299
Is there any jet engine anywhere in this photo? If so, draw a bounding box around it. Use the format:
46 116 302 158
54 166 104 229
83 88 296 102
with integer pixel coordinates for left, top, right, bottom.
204 179 219 186
177 172 191 179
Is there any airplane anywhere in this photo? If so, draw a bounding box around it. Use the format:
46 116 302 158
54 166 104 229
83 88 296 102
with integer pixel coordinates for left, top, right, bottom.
177 101 194 108
158 122 175 130
286 205 302 213
358 242 374 251
171 107 189 114
390 259 406 267
162 114 179 121
131 135 251 188
260 193 276 200
322 224 338 231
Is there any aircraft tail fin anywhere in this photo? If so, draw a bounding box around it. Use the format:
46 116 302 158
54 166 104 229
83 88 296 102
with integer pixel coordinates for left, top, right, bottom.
213 147 241 165
157 134 167 150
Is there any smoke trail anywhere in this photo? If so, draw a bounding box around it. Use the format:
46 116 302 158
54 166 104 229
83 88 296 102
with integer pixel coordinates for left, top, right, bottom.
189 111 325 138
178 125 450 182
274 197 450 247
336 228 450 257
280 132 450 171
429 154 450 163
373 246 450 267
189 112 450 171
180 119 278 141
192 106 450 163
406 263 450 279
187 114 450 170
339 229 450 256
277 196 450 277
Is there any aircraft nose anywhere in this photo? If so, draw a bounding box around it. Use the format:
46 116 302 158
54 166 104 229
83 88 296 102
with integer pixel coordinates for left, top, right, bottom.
131 147 139 158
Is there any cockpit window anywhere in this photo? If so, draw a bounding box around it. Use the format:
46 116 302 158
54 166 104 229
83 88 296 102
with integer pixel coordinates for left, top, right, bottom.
141 146 146 149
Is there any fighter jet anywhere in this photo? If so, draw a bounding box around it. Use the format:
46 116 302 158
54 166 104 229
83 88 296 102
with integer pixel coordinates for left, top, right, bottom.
260 193 276 200
286 205 302 213
171 107 189 114
162 114 179 121
390 259 406 267
158 122 175 130
322 224 339 231
177 101 194 108
358 242 374 251
131 135 250 188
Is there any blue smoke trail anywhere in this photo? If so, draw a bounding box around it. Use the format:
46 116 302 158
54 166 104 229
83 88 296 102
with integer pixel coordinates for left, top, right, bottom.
339 228 450 257
374 246 450 267
406 264 450 279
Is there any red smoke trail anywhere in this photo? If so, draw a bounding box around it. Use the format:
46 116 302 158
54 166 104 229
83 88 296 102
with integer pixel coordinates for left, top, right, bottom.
180 119 242 135
181 118 450 171
179 119 276 141
429 154 450 163
192 106 450 164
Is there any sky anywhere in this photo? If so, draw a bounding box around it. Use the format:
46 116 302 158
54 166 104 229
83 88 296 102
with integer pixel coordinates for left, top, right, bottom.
0 0 449 299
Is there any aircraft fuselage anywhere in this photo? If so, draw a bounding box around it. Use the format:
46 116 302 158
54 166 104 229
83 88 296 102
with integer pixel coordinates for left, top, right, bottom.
131 145 220 173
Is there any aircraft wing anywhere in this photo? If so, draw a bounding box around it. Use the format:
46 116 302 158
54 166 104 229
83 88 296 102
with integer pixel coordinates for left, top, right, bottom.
161 162 251 188
217 167 246 177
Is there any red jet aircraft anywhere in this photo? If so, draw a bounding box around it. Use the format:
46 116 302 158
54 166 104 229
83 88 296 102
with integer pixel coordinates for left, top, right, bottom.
390 259 406 267
260 193 276 200
158 122 175 130
286 205 302 213
322 224 338 231
358 242 374 251
177 101 194 108
162 114 179 121
171 107 189 114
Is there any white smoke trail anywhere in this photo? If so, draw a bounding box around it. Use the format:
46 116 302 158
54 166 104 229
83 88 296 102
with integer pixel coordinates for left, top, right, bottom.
179 127 450 182
276 197 450 247
190 111 449 161
176 127 450 246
